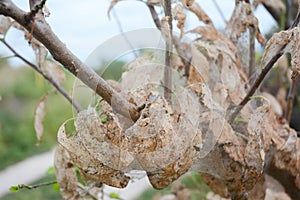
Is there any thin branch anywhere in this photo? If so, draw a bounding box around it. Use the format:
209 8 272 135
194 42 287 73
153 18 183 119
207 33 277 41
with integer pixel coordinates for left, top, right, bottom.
163 0 173 103
0 0 139 121
228 49 284 123
249 25 256 84
285 75 298 122
1 39 83 112
17 180 57 190
147 2 191 77
228 8 300 123
147 4 161 30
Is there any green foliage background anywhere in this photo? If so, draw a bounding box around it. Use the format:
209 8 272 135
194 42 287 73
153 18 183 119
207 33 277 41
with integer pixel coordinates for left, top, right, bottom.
0 60 74 170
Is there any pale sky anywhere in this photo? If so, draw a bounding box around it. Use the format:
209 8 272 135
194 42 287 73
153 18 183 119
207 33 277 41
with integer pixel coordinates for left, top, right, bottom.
0 0 276 67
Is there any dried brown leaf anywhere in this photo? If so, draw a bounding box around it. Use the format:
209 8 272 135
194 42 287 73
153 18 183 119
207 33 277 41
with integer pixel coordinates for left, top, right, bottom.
181 0 195 7
34 94 47 145
75 108 134 171
12 21 48 66
57 119 130 188
172 5 186 38
290 27 300 79
245 99 269 173
54 145 79 200
188 25 219 41
185 1 212 25
30 38 48 67
261 29 292 68
225 2 266 45
107 0 118 19
0 16 11 35
42 61 66 85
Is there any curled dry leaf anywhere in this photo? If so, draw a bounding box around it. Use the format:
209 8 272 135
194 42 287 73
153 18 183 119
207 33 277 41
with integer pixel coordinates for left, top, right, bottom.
262 27 300 79
0 16 11 35
76 108 134 171
181 0 195 7
172 4 186 38
42 61 66 86
290 27 300 79
188 25 219 41
188 27 247 107
54 145 79 199
34 94 47 145
225 1 266 46
30 37 48 67
107 0 118 19
245 99 268 174
57 74 203 190
184 1 212 25
261 29 292 68
57 118 130 188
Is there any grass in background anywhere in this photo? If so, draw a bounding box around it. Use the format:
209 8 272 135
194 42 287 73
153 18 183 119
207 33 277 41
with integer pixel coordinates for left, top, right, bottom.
0 63 74 170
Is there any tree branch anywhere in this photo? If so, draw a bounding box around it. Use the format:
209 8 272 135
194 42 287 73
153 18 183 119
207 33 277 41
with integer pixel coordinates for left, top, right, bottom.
163 0 173 103
228 49 284 123
15 180 57 190
0 0 139 121
1 38 83 112
147 4 161 30
228 8 300 123
248 25 256 84
147 2 191 77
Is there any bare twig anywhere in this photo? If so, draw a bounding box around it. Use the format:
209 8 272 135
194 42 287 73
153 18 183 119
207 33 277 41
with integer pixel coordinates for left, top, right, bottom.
228 8 300 123
16 180 57 190
228 49 285 123
249 25 256 84
147 2 191 77
1 39 83 112
285 75 299 122
0 0 139 121
147 4 161 30
163 0 173 103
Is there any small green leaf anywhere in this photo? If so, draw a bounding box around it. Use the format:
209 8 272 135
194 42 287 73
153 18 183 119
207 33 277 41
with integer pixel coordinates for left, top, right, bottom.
47 166 55 175
53 183 60 192
9 185 20 192
109 192 120 199
99 114 107 124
